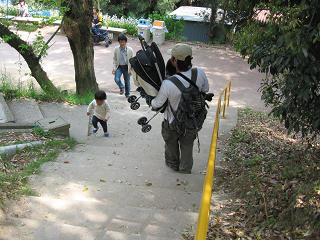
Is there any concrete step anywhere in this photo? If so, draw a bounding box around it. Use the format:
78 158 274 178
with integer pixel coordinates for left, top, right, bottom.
0 93 15 123
3 217 143 240
7 99 44 124
8 196 197 239
28 169 202 212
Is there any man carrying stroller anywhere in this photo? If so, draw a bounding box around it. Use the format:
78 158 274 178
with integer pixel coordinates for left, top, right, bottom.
92 8 102 37
151 44 210 174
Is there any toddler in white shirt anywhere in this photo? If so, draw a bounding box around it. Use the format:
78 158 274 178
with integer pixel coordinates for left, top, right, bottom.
87 90 111 137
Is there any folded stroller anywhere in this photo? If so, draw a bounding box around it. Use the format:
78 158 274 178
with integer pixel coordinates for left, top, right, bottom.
128 35 166 133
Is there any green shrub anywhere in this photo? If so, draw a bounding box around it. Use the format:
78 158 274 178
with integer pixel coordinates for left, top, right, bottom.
0 5 18 16
103 12 185 40
148 11 185 40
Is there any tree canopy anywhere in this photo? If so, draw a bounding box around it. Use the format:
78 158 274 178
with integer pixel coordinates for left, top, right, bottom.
233 0 320 137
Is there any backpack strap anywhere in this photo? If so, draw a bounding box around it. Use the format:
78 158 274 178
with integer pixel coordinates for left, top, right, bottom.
177 68 199 90
191 68 198 83
167 76 187 92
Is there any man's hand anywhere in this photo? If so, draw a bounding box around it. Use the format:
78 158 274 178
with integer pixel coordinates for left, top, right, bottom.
103 118 108 122
205 93 214 102
86 112 90 116
112 69 116 75
146 96 154 106
91 23 95 27
129 71 132 76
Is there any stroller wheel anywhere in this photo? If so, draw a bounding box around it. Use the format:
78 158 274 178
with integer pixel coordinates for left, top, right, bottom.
128 95 137 103
142 124 152 133
130 102 140 110
105 43 109 48
108 39 112 44
137 117 147 125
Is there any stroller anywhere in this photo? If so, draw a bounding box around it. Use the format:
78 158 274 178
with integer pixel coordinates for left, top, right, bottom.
129 36 215 133
128 35 166 133
92 28 112 47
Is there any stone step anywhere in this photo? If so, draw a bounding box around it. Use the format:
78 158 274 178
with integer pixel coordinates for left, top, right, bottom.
7 99 44 124
28 168 203 212
8 196 198 239
0 93 14 123
3 217 142 240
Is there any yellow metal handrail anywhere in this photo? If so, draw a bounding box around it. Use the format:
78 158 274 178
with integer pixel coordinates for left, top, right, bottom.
194 80 232 240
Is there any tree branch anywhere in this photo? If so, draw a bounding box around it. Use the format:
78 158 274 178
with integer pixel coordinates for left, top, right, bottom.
0 22 58 93
38 0 72 59
37 18 64 59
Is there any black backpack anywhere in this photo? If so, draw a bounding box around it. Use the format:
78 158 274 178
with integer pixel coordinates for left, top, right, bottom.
168 68 208 135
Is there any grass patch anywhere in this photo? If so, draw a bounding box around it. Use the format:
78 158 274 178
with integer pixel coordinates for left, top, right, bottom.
0 136 77 202
0 71 94 105
206 108 320 239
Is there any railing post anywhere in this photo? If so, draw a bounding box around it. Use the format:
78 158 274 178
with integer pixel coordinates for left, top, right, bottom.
222 88 227 118
227 81 231 107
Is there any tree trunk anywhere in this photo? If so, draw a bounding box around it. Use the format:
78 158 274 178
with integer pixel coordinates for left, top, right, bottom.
63 0 98 95
148 0 157 14
0 23 58 94
221 0 229 41
209 0 218 40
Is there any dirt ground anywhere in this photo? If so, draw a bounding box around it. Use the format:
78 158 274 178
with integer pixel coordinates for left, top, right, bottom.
0 26 266 110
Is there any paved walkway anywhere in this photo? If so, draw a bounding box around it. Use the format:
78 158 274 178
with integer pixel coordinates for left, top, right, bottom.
0 26 265 239
2 95 238 240
0 26 265 110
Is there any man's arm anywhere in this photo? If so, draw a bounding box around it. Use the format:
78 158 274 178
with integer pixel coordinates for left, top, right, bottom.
198 67 209 93
151 81 169 109
97 14 103 25
127 47 134 74
113 48 118 72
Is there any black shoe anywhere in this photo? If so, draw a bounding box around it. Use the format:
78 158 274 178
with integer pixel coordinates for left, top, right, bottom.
165 159 179 172
179 169 191 174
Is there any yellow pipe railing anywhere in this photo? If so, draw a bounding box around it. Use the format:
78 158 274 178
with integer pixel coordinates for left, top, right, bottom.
194 80 232 240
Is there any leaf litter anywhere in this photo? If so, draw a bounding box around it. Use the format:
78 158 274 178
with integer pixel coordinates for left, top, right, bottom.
182 108 320 240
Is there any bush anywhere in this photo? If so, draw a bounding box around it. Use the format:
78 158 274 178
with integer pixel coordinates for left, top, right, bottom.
103 15 138 36
0 5 18 16
103 12 185 40
148 11 184 40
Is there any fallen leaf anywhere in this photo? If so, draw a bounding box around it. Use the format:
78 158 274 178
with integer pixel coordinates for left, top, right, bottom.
64 161 70 164
145 183 152 186
83 188 88 192
100 179 106 183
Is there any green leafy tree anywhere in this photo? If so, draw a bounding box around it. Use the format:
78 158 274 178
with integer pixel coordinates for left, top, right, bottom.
233 0 320 137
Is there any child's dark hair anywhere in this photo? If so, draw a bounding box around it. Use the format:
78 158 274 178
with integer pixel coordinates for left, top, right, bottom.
95 90 107 100
166 59 176 77
118 34 127 42
94 8 99 12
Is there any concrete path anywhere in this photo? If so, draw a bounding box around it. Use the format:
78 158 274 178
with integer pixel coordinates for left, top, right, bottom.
0 26 266 239
0 26 266 110
1 95 238 240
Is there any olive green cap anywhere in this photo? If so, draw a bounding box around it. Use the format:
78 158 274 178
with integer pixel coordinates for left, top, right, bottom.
168 44 192 61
